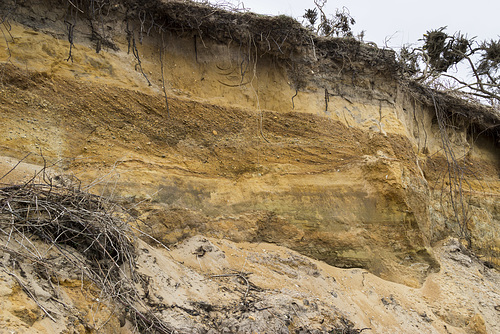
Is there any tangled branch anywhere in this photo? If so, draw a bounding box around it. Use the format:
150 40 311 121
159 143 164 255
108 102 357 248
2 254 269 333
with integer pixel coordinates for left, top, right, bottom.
0 167 173 333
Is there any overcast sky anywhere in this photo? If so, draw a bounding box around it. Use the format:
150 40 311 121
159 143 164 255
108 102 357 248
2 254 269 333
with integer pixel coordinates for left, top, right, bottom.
221 0 499 49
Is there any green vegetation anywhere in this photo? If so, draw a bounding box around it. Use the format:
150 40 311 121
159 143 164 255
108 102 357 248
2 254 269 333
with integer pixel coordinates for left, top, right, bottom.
398 27 500 106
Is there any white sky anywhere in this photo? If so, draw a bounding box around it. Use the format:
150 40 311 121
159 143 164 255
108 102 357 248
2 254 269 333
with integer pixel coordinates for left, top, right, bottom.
220 0 500 49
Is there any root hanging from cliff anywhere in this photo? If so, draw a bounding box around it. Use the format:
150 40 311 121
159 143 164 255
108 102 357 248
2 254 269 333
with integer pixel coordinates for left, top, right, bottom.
64 1 78 63
291 89 298 109
431 94 474 247
159 30 170 118
248 36 270 144
131 30 151 86
0 11 13 62
125 18 151 86
0 0 16 81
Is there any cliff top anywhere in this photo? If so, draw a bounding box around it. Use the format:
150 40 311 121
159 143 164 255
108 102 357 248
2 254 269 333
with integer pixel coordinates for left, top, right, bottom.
6 0 495 139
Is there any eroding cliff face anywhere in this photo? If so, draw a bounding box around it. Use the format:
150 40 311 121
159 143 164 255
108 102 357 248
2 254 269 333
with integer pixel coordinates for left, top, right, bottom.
0 0 499 291
1 1 500 333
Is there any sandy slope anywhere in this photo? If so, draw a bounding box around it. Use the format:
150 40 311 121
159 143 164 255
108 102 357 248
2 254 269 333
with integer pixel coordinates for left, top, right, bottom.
0 230 498 333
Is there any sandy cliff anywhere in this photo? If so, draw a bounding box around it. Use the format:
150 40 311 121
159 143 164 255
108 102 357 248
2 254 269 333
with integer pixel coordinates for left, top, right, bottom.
0 0 499 333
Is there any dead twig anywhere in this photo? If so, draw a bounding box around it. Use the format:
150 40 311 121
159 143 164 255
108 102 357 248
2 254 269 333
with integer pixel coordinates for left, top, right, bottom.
2 267 57 322
209 272 252 301
0 153 31 183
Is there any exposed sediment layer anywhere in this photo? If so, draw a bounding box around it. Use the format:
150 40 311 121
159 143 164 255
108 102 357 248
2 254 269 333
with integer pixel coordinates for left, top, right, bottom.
0 0 499 288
